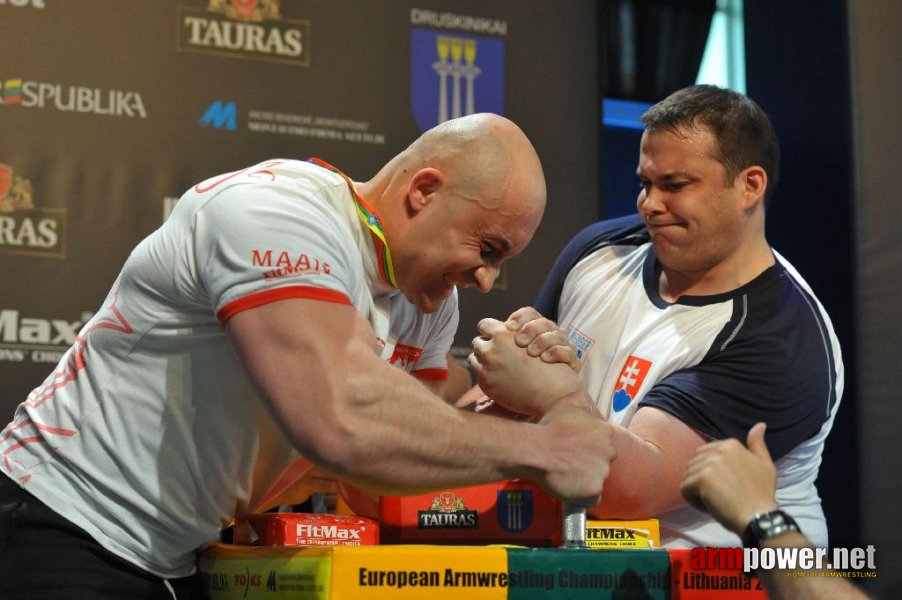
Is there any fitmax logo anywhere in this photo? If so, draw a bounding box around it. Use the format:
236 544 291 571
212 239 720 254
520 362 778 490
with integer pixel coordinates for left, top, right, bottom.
200 100 237 130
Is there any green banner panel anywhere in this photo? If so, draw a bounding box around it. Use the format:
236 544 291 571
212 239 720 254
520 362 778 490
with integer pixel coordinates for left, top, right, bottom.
505 548 671 600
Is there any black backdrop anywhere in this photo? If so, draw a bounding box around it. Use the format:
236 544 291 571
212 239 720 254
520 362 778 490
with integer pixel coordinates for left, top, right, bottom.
744 0 859 559
0 0 602 411
5 8 886 595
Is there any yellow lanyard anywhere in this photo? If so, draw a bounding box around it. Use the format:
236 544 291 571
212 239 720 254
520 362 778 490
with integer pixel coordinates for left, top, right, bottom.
307 158 398 289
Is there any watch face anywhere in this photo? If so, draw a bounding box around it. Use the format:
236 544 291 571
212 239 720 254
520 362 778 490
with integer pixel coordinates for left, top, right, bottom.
759 514 779 528
743 510 799 549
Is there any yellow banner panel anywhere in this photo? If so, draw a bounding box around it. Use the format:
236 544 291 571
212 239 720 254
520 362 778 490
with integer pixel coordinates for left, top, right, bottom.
330 545 508 600
585 519 661 549
199 545 333 600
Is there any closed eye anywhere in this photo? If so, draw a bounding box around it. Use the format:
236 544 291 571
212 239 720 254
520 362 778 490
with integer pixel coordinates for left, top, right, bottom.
638 179 689 194
481 243 503 267
663 182 689 192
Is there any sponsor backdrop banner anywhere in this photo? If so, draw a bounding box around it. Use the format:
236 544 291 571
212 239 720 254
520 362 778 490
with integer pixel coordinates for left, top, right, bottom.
0 1 600 416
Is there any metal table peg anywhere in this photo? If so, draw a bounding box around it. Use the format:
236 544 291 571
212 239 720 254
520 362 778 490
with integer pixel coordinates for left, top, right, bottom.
561 502 588 549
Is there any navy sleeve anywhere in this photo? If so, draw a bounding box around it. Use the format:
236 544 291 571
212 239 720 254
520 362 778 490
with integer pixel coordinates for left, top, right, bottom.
640 269 841 460
533 214 648 320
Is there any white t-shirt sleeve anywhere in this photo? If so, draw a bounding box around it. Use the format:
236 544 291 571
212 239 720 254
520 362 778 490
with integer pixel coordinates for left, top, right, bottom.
412 289 459 378
190 180 360 323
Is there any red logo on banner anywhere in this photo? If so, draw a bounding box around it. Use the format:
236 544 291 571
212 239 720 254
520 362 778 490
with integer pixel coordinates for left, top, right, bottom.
231 0 258 19
0 163 36 214
207 0 279 22
611 355 653 412
0 164 12 201
389 344 423 370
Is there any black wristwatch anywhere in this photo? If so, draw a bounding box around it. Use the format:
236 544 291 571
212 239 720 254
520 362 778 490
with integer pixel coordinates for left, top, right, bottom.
741 509 801 549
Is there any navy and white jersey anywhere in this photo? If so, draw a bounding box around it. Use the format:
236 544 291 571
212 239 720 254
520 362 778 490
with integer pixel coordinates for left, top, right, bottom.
534 214 844 548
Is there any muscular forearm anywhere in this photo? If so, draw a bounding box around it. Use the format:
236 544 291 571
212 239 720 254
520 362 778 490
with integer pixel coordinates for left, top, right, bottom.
589 408 705 519
587 424 681 517
257 335 600 500
468 313 703 517
321 355 553 494
227 299 610 505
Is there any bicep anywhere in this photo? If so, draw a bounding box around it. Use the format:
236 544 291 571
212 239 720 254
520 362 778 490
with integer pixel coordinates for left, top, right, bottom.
225 297 380 456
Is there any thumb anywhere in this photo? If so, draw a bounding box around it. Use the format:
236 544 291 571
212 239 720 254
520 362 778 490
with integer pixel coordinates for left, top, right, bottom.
746 422 772 462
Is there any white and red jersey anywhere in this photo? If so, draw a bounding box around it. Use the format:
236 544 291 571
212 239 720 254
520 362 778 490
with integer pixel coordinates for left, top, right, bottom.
0 159 457 577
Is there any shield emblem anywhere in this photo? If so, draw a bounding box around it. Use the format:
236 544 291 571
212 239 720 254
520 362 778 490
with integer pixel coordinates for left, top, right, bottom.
438 491 458 511
389 343 423 370
232 0 259 18
611 355 653 413
496 489 533 533
410 28 505 133
209 0 278 21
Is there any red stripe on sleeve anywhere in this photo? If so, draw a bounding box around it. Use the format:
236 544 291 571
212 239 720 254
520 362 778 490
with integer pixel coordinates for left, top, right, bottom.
217 286 352 324
412 368 449 382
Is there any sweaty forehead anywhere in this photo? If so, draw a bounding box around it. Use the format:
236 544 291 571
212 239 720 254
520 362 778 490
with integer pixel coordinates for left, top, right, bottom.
638 128 720 174
492 210 540 257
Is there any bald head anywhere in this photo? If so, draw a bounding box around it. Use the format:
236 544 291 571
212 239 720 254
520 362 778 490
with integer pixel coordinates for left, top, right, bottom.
394 113 546 218
358 114 547 312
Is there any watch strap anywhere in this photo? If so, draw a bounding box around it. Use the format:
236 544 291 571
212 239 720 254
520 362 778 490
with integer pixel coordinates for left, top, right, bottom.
741 509 801 549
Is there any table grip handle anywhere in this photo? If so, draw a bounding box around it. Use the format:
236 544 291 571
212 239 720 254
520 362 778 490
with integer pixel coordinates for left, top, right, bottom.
561 502 588 549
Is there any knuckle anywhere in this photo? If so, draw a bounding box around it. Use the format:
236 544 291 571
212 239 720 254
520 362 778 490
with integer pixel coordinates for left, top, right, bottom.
519 320 540 337
517 306 540 319
538 329 557 343
540 347 561 362
477 317 499 332
535 319 555 333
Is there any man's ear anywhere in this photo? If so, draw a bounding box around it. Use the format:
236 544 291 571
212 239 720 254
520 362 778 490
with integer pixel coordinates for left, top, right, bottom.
407 168 445 213
740 165 767 210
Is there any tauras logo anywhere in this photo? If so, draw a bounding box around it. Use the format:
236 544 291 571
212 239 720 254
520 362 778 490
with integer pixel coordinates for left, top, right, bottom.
178 0 310 67
418 511 477 529
0 77 146 118
0 163 33 211
418 491 478 529
0 164 66 259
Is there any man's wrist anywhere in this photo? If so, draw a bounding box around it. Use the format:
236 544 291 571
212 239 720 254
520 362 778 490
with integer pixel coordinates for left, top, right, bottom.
741 509 801 549
547 389 602 419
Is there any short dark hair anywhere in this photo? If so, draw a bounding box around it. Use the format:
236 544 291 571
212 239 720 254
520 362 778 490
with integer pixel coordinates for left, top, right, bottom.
641 85 780 203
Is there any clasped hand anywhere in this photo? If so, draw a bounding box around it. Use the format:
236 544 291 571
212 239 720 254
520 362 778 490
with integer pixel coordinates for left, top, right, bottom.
468 307 584 417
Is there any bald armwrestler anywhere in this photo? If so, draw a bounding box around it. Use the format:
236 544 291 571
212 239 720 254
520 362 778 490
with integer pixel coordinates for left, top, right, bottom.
0 113 614 599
